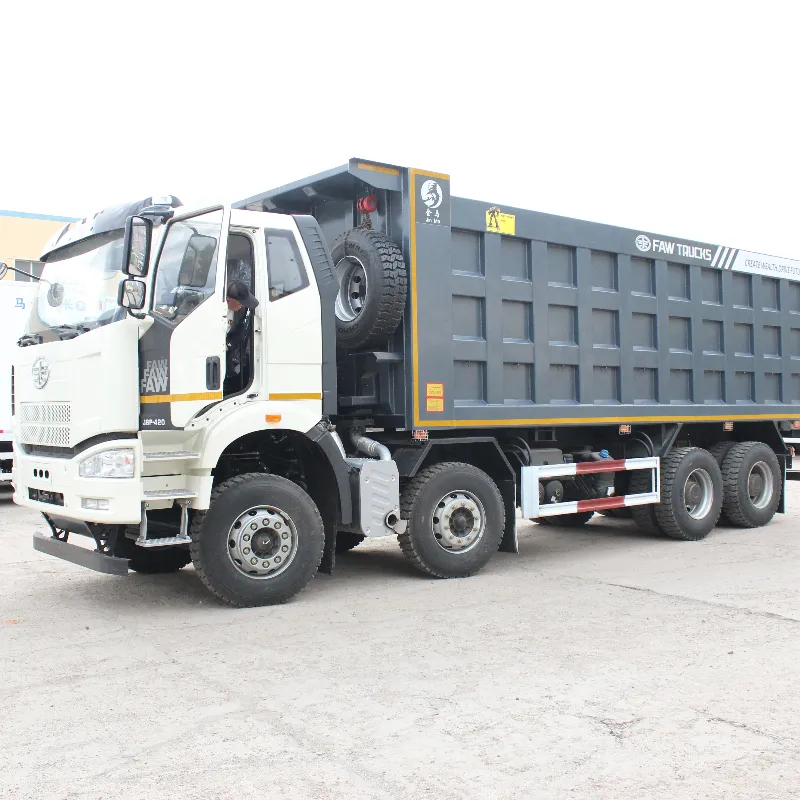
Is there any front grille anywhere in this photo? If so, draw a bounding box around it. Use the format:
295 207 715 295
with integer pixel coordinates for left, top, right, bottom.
19 403 71 448
28 488 64 506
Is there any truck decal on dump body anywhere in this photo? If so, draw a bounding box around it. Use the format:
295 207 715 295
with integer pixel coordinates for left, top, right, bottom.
12 157 798 607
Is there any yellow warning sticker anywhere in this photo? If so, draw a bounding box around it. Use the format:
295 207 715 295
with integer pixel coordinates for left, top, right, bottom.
426 397 444 412
426 382 444 398
486 206 516 236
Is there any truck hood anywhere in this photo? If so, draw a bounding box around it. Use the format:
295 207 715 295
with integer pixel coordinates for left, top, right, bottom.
12 321 140 450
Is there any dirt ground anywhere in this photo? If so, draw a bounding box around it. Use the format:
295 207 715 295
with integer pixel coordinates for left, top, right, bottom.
1 484 799 799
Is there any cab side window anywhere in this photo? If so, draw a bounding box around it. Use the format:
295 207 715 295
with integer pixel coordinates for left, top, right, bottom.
265 230 308 300
152 209 223 322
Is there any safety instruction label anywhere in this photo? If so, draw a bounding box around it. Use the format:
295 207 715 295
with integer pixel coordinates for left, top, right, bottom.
426 382 444 412
486 206 516 236
426 382 444 397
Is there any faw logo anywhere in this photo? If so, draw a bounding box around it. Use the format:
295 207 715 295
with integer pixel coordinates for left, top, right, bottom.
635 235 651 252
141 359 168 394
635 234 712 262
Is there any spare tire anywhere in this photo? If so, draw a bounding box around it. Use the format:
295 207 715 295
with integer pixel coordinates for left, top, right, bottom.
330 228 407 349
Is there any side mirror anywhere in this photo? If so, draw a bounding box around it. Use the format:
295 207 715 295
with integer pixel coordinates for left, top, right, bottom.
0 263 7 280
118 278 146 310
123 215 152 277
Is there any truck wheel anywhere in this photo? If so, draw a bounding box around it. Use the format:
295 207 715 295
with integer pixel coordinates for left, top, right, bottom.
721 442 781 528
707 442 736 524
398 462 504 578
655 447 722 540
190 473 325 607
116 531 191 574
708 441 736 465
330 228 407 349
336 532 365 553
543 511 595 527
629 469 662 534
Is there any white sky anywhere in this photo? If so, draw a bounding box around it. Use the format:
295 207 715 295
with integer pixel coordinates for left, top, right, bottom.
4 1 799 258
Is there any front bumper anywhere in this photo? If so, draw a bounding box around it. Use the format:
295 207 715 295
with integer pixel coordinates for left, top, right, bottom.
32 531 129 575
13 439 144 524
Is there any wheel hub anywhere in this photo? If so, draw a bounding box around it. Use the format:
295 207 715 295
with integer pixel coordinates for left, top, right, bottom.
683 468 714 520
747 461 774 509
431 491 485 553
227 506 297 579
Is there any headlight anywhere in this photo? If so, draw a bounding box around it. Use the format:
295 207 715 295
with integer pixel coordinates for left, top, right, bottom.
78 449 135 478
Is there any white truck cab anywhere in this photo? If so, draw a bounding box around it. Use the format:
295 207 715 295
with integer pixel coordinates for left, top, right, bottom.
13 196 395 605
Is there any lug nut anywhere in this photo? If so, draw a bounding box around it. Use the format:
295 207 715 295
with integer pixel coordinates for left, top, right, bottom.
251 523 258 530
274 522 281 530
281 532 288 539
244 534 251 541
281 545 288 553
243 547 250 554
274 556 281 563
250 557 258 565
262 561 269 568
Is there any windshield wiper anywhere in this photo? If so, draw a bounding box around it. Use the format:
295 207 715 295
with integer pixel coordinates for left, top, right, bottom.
52 323 93 340
17 333 43 347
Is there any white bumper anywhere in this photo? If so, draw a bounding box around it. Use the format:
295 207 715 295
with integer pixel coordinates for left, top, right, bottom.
12 438 144 524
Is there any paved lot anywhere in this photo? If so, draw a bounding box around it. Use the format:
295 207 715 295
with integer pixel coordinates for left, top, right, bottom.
1 484 799 800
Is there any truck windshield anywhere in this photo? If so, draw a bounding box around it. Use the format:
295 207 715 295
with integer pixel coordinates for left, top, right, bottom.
26 230 126 335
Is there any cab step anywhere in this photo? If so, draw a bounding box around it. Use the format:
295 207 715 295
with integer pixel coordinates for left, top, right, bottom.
136 534 192 548
143 451 199 461
143 489 197 500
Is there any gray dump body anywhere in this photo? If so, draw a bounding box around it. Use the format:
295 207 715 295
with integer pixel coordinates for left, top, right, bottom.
237 159 800 431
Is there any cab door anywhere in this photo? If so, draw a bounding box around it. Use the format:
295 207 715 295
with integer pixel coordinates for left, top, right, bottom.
260 217 323 405
139 206 230 430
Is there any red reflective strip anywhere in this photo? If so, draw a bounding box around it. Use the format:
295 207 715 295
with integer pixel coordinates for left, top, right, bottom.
576 496 626 512
574 459 627 474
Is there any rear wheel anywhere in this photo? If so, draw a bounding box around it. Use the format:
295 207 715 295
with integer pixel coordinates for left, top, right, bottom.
721 442 781 528
655 447 722 540
399 462 504 578
629 469 662 535
190 473 324 607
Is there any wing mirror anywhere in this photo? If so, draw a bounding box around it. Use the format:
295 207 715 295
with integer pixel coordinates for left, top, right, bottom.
118 278 146 310
123 215 152 277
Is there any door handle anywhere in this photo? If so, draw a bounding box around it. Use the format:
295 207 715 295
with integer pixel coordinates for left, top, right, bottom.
206 356 221 390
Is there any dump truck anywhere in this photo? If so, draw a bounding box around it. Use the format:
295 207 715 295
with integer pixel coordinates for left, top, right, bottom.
11 159 800 606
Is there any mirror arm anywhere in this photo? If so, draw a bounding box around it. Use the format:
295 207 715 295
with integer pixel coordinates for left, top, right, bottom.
0 262 42 282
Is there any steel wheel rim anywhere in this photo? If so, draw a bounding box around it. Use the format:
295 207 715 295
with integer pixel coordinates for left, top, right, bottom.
683 468 714 520
748 461 773 509
431 490 486 553
335 255 368 323
227 505 298 579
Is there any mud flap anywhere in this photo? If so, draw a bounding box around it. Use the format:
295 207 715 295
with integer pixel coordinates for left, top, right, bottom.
498 479 518 553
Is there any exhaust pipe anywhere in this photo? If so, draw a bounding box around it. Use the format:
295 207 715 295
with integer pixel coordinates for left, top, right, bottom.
351 431 391 461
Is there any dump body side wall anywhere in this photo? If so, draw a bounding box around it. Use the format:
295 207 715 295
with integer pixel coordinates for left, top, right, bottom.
409 182 800 429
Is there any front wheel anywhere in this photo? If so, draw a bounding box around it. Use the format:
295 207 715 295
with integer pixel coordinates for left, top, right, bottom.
398 462 505 578
190 473 325 607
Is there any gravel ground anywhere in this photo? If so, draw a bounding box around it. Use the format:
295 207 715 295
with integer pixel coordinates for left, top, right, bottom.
1 484 799 799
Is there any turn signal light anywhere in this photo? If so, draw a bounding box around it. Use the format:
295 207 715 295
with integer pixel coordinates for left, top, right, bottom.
619 425 631 435
723 421 734 431
265 414 281 424
792 421 800 430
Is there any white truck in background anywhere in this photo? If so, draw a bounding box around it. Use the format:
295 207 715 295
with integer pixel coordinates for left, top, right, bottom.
0 281 36 482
